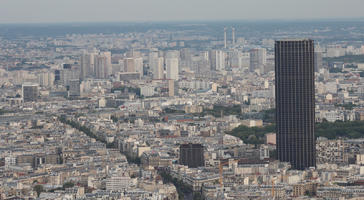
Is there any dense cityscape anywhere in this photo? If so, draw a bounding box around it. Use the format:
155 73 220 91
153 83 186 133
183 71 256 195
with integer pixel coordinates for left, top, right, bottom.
2 19 364 199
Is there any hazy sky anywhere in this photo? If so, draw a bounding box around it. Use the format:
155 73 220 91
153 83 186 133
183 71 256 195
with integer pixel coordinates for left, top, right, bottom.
1 0 364 23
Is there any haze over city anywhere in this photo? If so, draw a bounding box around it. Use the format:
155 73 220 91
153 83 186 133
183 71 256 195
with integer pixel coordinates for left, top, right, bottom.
3 1 364 200
1 0 364 23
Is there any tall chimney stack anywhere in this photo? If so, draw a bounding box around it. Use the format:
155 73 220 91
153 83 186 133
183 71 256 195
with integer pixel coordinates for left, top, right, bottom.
232 27 235 46
224 27 227 48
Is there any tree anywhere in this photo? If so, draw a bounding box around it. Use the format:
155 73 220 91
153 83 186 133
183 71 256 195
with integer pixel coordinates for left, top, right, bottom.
193 192 205 200
305 190 315 197
63 182 74 189
111 115 118 123
34 185 44 197
270 149 277 159
227 124 275 144
262 108 275 123
228 120 364 143
202 104 242 118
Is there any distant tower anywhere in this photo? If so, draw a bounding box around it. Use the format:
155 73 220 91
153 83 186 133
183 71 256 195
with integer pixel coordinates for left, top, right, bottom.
151 57 164 79
224 27 227 49
232 27 235 45
80 52 95 80
165 57 179 80
250 48 267 73
124 58 135 73
209 50 225 71
94 54 107 79
102 51 112 78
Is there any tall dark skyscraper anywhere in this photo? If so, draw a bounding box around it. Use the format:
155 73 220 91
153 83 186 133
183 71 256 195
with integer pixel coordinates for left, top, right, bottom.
275 39 316 170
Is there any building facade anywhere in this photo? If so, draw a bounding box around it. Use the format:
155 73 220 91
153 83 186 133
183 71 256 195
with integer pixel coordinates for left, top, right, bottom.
179 143 204 168
22 83 39 102
275 39 316 170
250 48 266 73
151 57 164 79
165 57 179 80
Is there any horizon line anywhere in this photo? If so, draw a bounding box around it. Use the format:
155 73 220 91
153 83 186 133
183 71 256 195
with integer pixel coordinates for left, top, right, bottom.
1 17 364 25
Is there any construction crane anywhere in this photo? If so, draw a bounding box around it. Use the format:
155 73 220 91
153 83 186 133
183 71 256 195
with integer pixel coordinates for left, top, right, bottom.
272 179 275 198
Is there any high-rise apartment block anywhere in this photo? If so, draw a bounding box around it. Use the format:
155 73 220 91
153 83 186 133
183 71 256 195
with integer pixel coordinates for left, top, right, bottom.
94 52 112 79
209 50 225 71
22 83 39 102
250 48 266 73
124 57 143 76
314 52 323 72
80 53 95 80
150 57 164 79
165 57 179 80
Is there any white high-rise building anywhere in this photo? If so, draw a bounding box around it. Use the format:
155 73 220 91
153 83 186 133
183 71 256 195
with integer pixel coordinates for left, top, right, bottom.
150 57 164 79
315 52 323 72
93 52 112 79
102 51 112 77
166 57 179 80
209 50 225 71
180 48 192 71
124 57 143 76
124 58 135 73
230 51 243 69
94 54 107 79
80 53 95 80
134 57 143 75
249 48 266 73
38 71 55 87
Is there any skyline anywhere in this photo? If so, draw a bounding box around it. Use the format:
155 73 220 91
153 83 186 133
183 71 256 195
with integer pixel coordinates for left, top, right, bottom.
1 0 364 23
2 4 364 198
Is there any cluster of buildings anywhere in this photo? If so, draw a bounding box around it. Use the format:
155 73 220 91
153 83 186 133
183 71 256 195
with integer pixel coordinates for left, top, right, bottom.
1 22 364 199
